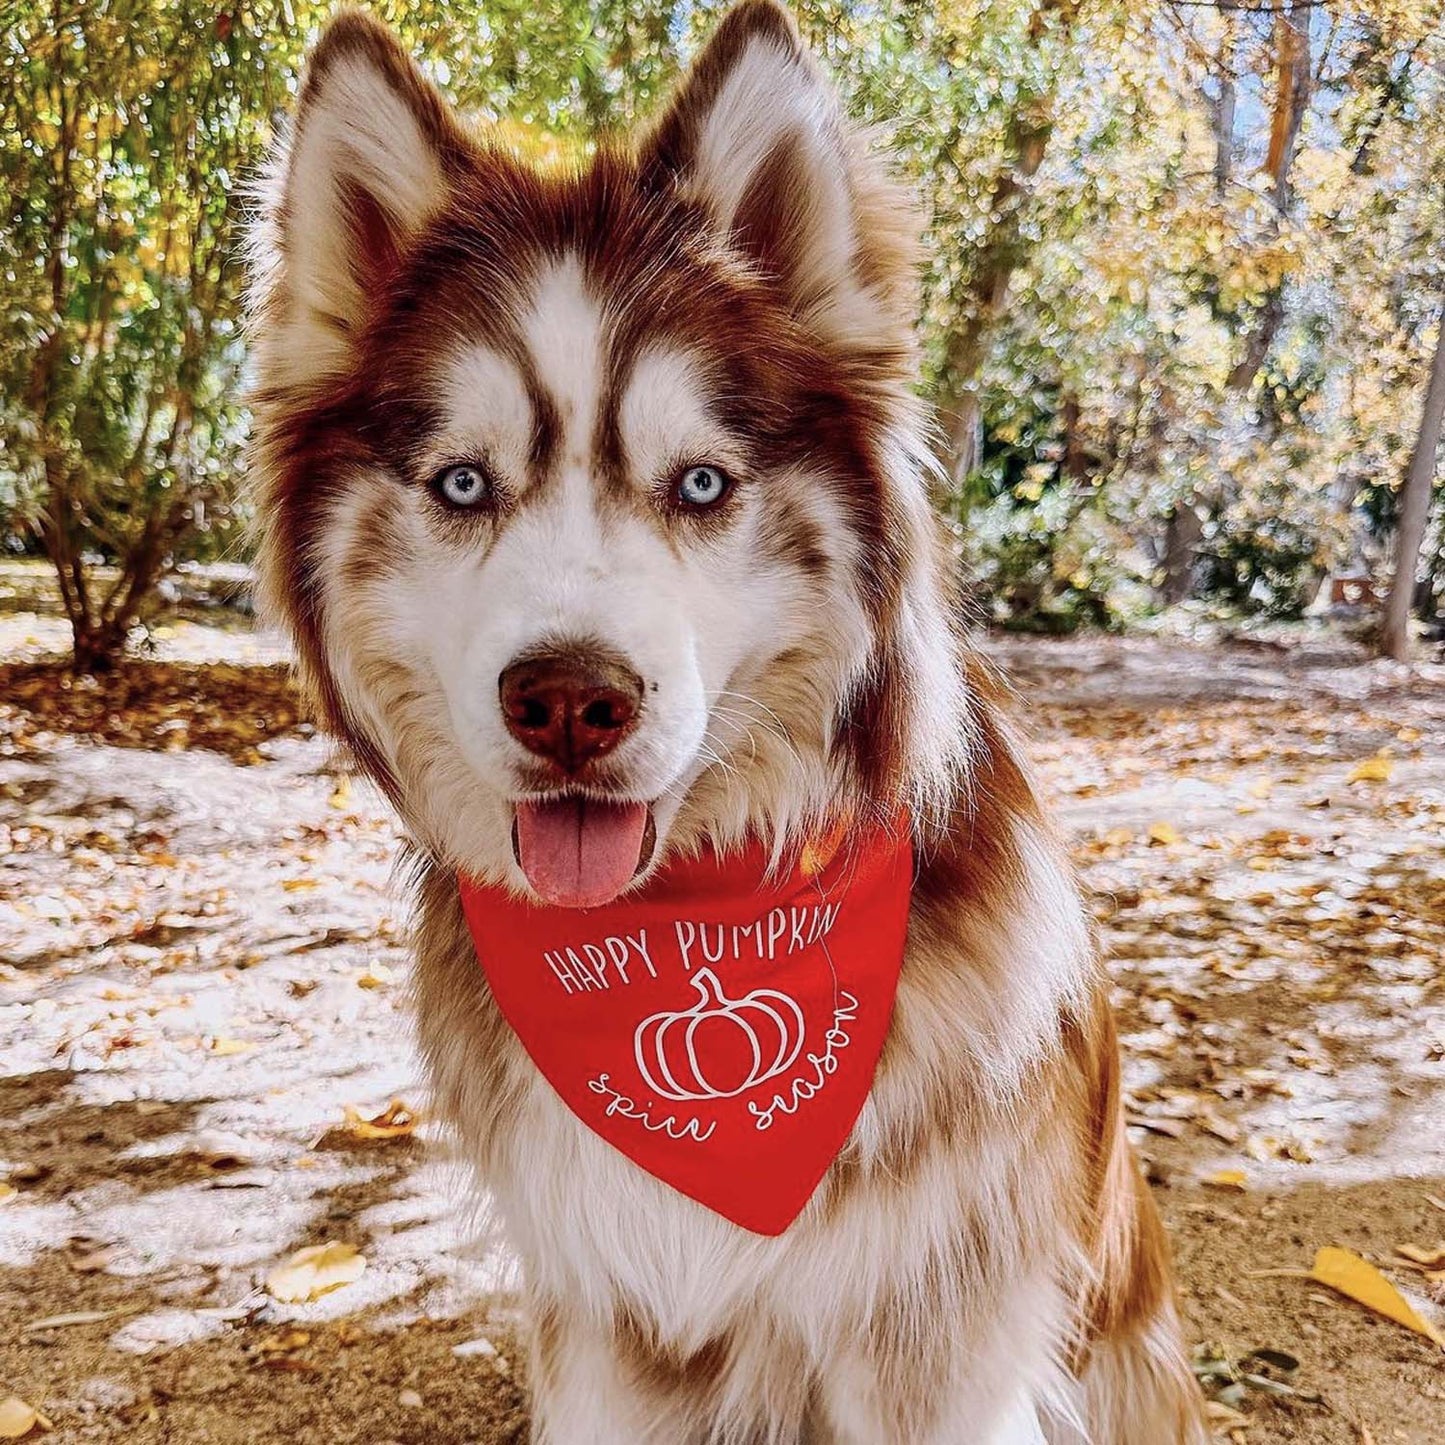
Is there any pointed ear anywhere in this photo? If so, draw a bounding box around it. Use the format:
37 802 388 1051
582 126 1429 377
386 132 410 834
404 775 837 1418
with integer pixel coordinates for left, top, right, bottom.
256 10 468 390
639 0 916 355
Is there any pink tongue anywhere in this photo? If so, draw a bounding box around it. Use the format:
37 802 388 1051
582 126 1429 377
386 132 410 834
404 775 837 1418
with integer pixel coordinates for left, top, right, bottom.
514 798 649 909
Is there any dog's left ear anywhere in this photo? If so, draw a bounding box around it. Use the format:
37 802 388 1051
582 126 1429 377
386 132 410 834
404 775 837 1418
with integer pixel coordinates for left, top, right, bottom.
640 0 916 355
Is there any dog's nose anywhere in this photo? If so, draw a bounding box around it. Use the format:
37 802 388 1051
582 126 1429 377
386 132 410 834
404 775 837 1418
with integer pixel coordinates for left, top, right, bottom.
499 649 644 773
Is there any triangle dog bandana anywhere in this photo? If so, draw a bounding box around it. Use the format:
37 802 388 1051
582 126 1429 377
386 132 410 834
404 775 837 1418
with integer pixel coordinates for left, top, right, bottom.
459 819 914 1235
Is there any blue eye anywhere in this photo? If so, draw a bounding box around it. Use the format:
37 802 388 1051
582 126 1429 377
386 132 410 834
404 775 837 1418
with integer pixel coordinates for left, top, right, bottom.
675 464 730 509
434 463 492 508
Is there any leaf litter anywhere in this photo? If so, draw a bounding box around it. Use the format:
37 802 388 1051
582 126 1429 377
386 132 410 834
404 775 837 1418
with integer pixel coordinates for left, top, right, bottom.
3 622 1444 1443
265 1242 367 1304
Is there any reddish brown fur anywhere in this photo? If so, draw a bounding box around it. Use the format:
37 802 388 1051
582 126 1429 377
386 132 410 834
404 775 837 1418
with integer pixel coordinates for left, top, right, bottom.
253 5 931 820
250 5 1207 1440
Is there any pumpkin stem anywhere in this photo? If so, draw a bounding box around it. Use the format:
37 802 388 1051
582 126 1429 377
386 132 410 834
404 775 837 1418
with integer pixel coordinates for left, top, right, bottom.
690 968 728 1006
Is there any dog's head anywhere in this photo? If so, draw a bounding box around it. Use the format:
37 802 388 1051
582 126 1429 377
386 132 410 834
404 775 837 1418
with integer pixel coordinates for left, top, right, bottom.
249 0 969 905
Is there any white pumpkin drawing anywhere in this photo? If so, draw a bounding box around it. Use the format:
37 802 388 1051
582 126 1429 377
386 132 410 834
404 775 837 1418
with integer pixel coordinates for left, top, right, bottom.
633 968 806 1102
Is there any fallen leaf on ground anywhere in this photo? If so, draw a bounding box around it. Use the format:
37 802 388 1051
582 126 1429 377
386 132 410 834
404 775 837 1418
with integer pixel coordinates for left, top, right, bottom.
343 1099 420 1140
452 1336 499 1359
258 1355 319 1374
1198 1108 1241 1144
0 1183 15 1203
1309 1246 1445 1347
1126 1114 1186 1139
266 1241 366 1303
1204 1400 1249 1429
328 776 351 809
67 1247 118 1274
255 1329 312 1355
0 658 304 762
0 1397 50 1439
1246 1133 1313 1164
1147 821 1181 846
1204 1170 1248 1191
1395 1243 1445 1271
1346 752 1393 784
208 1037 251 1056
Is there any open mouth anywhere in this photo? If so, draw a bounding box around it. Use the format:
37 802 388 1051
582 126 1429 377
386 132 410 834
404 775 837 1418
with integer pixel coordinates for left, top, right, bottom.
511 796 658 909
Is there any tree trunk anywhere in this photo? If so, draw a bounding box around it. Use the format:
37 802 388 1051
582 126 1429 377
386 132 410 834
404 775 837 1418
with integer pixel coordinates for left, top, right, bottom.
934 0 1079 496
1263 1 1311 216
1381 304 1445 661
1161 3 1237 607
1349 41 1421 178
935 112 1054 494
1163 503 1204 604
1168 1 1308 605
1210 1 1236 197
1226 290 1286 393
1060 396 1088 483
70 618 130 675
1228 0 1311 397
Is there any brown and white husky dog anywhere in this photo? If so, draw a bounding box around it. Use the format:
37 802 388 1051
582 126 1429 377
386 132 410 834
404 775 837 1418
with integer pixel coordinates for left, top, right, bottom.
247 3 1208 1440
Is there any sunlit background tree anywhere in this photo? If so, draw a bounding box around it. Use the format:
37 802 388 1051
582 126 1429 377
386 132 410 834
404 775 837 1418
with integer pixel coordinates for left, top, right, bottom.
2 0 1441 669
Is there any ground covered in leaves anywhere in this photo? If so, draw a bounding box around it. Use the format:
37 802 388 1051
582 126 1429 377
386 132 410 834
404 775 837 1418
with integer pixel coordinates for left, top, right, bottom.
2 610 1443 1444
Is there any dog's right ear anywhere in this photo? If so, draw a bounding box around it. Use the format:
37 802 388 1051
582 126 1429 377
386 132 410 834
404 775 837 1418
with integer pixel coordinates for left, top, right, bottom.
255 10 467 392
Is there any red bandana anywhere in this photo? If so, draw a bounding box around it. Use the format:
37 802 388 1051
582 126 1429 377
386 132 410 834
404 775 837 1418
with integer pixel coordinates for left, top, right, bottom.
459 820 913 1235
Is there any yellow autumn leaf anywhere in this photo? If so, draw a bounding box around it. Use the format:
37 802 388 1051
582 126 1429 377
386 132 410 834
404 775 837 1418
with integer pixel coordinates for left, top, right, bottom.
1346 753 1393 784
1147 821 1181 846
266 1241 367 1303
1310 1246 1445 1347
1101 826 1133 847
343 1099 421 1140
1396 1243 1445 1270
282 877 321 893
1204 1400 1249 1431
328 776 352 809
0 1183 16 1203
1204 1169 1247 1191
0 1396 50 1439
256 1328 312 1355
209 1038 251 1056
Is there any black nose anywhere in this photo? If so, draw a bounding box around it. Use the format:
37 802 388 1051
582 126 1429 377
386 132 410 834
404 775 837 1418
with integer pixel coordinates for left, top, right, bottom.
499 647 644 775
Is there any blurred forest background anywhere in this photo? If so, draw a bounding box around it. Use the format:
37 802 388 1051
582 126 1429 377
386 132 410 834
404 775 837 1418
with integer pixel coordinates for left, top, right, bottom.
4 9 1445 1441
2 0 1443 670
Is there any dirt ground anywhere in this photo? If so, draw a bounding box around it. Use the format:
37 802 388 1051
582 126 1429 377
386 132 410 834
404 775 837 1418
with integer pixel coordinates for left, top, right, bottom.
2 608 1443 1444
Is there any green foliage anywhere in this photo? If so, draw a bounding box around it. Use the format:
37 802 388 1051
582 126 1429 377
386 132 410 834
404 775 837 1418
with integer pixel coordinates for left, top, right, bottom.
1 2 298 663
946 0 1445 620
1 0 1442 667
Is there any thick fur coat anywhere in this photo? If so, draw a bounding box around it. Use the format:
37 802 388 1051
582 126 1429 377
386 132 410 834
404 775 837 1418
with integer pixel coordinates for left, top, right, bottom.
247 4 1209 1440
